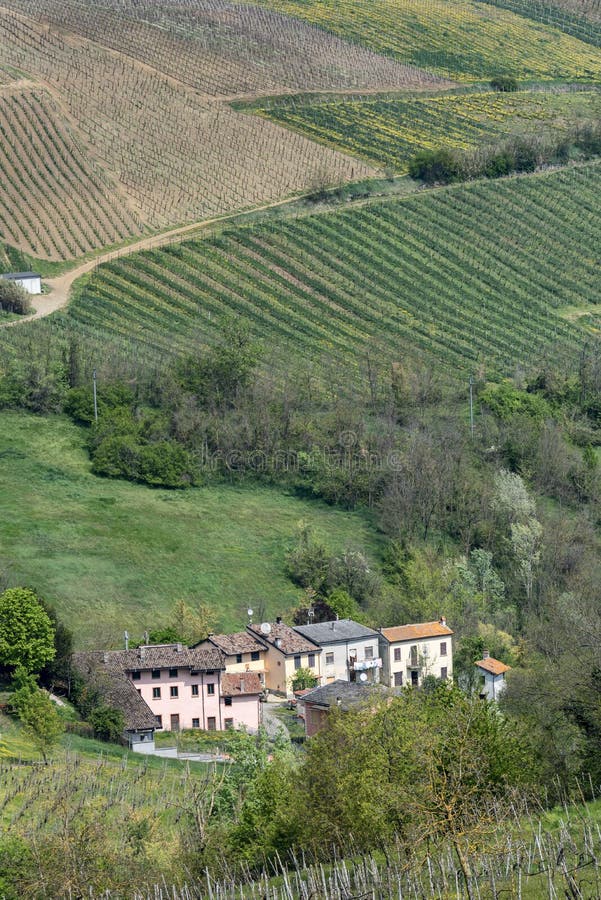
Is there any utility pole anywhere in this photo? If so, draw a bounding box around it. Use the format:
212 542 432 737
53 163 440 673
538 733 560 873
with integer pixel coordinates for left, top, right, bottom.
469 375 475 440
93 368 98 423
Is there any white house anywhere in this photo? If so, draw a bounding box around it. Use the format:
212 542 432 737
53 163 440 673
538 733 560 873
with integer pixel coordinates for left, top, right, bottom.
475 652 510 701
0 272 42 294
293 619 382 684
379 618 453 688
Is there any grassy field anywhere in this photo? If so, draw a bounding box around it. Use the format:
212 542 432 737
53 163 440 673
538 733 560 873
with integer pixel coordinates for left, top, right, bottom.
46 163 600 383
252 0 601 81
0 412 381 646
251 88 601 170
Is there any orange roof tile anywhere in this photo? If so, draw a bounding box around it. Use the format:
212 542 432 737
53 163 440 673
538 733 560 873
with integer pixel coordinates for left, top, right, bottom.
381 621 453 642
475 657 510 676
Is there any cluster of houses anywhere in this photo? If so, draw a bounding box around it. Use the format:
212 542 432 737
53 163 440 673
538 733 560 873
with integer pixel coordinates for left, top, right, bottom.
73 615 509 751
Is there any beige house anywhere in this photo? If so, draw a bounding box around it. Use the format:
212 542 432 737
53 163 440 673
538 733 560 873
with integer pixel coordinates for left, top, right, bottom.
379 618 453 688
248 619 321 697
197 632 267 686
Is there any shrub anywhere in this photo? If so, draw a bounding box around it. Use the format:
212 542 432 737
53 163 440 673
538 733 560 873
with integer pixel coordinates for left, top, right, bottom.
408 148 462 185
490 75 519 92
0 280 32 315
88 704 125 743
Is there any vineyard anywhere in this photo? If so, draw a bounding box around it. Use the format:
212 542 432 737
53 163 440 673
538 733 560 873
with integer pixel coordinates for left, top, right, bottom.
0 87 141 259
0 6 378 248
49 163 600 383
252 88 601 170
251 0 601 81
6 0 440 97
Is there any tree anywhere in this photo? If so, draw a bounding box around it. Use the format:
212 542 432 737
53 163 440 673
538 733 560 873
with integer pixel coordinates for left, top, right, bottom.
14 686 64 763
290 667 318 692
170 599 215 645
0 588 55 674
0 280 32 315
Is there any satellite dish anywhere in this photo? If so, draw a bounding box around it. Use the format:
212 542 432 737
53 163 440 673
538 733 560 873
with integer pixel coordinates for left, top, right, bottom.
247 608 254 618
359 672 368 682
260 622 272 635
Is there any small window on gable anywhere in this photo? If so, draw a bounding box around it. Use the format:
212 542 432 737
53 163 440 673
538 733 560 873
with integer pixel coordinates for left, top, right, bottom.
440 642 447 657
151 669 161 679
236 654 243 664
294 655 301 670
132 670 141 680
308 653 315 667
251 651 260 661
394 647 401 662
365 646 373 659
224 696 233 707
169 668 178 678
326 652 334 665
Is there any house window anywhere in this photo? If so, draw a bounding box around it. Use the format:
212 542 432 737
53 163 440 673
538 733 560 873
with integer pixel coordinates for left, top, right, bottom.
155 715 162 728
294 655 301 670
326 652 334 665
225 718 234 729
308 653 315 667
394 672 403 687
192 718 200 728
236 654 243 664
151 669 161 679
152 687 161 699
224 696 232 707
394 647 401 662
132 671 141 680
170 686 179 698
440 642 447 657
207 683 215 695
441 667 448 680
207 717 216 731
365 646 374 660
191 684 199 697
251 651 260 661
169 668 178 678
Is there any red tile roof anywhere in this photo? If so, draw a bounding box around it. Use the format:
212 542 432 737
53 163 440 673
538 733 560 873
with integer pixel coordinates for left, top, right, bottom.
381 621 453 642
204 632 266 656
248 622 320 655
221 673 263 696
475 657 510 676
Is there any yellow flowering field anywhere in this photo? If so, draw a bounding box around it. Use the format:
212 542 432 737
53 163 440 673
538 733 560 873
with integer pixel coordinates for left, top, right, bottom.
250 0 601 81
253 90 601 170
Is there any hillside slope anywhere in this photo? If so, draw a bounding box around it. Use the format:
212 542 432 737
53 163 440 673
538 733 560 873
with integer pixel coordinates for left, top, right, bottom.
45 163 599 383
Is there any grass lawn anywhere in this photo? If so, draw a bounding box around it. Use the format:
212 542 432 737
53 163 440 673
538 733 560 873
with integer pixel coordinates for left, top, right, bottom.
0 411 382 647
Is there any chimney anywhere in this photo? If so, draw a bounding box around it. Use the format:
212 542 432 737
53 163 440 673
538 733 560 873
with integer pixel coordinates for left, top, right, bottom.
102 652 109 664
439 615 447 627
274 637 282 650
482 649 490 659
124 630 129 651
176 642 183 652
276 616 282 625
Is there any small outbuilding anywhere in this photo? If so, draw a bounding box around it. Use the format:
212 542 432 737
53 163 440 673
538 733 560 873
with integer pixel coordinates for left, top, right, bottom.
475 651 510 701
0 272 42 295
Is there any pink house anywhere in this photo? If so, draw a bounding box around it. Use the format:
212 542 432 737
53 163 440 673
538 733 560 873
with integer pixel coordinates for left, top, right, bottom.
220 672 263 731
74 643 263 734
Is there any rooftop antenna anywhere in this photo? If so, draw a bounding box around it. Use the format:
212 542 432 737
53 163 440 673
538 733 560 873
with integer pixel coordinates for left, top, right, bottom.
124 630 129 651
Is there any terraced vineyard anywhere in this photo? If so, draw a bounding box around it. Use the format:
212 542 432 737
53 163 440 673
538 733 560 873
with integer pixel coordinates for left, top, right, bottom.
55 163 600 382
252 0 601 81
252 88 601 170
0 87 141 259
0 6 374 235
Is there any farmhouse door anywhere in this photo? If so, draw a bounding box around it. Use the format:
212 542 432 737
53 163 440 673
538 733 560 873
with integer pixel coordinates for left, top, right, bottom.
170 714 180 732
